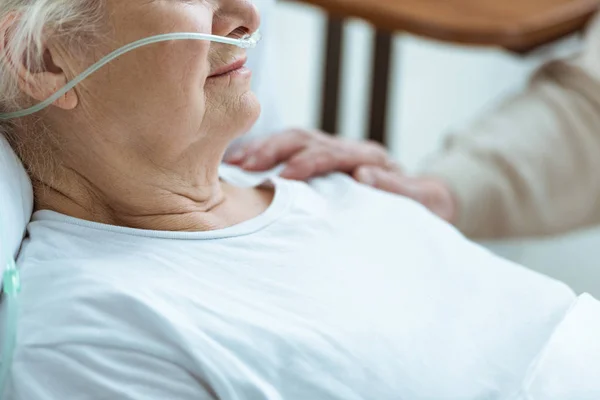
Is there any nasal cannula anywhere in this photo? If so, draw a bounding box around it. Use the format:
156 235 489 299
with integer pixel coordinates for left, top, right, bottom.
0 31 261 120
0 30 261 397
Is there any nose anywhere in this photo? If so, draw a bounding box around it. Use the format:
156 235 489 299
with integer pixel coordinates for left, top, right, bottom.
213 0 261 39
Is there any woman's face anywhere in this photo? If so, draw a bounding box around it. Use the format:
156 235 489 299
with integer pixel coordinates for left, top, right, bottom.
59 0 261 169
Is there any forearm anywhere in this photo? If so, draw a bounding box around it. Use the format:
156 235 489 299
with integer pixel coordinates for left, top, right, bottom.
423 60 600 239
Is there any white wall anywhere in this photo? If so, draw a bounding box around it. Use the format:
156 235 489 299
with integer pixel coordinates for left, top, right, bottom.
273 1 600 296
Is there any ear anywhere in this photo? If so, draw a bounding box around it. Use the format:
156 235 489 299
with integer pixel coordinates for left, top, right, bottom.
0 13 78 111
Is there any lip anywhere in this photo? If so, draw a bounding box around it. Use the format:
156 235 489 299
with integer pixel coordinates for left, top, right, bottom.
208 57 248 78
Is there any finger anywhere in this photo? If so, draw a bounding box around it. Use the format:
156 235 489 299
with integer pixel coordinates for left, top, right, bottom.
224 146 250 165
279 149 328 180
354 167 421 200
332 141 390 172
385 159 403 173
280 145 352 180
240 130 314 171
281 140 391 180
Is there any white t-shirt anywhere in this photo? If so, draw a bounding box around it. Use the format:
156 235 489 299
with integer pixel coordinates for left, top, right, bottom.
2 171 588 400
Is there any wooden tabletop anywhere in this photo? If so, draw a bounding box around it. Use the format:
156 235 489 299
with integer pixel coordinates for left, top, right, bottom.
298 0 600 51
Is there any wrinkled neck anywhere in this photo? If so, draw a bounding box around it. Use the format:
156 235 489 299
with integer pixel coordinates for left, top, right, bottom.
33 160 232 231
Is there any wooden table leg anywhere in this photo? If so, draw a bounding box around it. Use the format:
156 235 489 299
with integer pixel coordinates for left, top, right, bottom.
368 30 393 145
320 16 344 135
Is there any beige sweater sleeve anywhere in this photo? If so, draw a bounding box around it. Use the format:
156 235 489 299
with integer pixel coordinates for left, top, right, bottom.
423 15 600 239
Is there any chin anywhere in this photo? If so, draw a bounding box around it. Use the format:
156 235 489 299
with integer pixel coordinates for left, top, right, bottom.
234 92 262 138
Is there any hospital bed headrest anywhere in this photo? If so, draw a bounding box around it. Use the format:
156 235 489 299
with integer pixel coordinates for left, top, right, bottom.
0 134 33 275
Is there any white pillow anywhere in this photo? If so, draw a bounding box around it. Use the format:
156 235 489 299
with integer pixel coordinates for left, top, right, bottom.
0 134 33 273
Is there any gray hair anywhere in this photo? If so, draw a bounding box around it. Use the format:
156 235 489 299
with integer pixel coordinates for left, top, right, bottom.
0 0 105 168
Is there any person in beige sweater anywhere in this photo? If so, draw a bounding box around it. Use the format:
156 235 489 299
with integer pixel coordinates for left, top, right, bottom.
419 12 600 239
227 13 600 240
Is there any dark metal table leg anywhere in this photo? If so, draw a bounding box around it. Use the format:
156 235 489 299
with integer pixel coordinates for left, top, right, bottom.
368 30 393 145
320 16 345 135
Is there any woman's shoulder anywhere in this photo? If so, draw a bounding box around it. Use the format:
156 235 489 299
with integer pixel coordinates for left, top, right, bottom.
13 248 174 355
6 256 212 399
303 172 436 218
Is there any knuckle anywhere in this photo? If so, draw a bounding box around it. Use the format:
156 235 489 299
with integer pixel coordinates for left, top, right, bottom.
309 137 336 153
315 151 335 169
244 141 262 155
313 131 333 144
367 145 389 164
287 156 310 170
365 140 386 151
253 145 276 161
291 128 315 142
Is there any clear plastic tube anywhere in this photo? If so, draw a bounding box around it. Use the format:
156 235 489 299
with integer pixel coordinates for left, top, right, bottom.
0 258 19 398
0 31 261 120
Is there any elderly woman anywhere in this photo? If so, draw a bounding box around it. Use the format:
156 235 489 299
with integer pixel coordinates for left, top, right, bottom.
1 1 599 399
